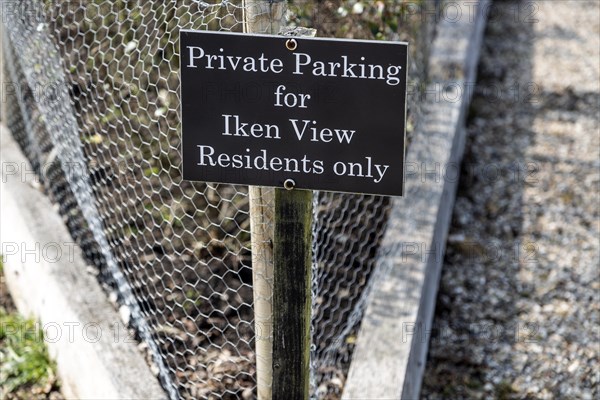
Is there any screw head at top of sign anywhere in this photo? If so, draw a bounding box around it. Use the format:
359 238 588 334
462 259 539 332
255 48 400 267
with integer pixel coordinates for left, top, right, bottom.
285 38 297 51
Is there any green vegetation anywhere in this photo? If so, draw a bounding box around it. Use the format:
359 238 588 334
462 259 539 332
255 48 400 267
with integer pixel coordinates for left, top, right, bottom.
495 381 517 400
0 260 61 399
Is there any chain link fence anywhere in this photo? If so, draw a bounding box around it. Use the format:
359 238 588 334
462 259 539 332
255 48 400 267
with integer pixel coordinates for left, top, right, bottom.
1 0 439 398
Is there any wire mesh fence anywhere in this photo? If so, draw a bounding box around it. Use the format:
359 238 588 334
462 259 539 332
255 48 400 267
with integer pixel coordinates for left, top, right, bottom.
1 0 439 398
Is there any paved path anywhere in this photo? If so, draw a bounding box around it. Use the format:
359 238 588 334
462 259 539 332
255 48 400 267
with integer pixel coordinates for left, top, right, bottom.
422 1 599 398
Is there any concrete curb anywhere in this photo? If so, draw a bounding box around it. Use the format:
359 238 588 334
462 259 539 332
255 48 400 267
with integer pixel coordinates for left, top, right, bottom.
343 1 490 398
0 125 166 399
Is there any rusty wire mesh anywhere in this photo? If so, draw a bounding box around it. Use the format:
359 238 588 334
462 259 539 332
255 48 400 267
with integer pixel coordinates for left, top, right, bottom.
1 0 438 398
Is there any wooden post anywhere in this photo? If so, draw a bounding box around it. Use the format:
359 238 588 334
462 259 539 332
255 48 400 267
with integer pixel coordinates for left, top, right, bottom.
243 0 287 34
244 2 314 399
243 2 286 400
248 185 275 400
272 188 313 399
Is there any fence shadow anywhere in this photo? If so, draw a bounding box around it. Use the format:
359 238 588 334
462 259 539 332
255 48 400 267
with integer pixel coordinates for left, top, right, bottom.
422 0 537 397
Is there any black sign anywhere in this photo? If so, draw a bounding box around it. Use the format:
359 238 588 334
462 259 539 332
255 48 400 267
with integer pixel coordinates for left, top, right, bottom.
180 30 408 196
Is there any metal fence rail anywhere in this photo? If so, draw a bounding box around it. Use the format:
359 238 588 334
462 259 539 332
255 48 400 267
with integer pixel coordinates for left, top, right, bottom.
1 1 438 398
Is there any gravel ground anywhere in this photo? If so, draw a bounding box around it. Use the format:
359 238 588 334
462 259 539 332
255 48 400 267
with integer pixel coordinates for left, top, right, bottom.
421 1 599 399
